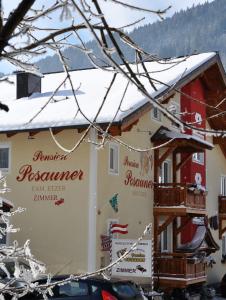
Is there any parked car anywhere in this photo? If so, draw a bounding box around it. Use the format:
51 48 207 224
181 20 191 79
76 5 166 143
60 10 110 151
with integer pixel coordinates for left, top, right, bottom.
23 275 148 300
0 259 32 299
221 273 226 297
0 259 30 279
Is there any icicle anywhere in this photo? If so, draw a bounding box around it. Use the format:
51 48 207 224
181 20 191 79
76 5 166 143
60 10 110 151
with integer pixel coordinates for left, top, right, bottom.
101 272 110 280
0 294 5 300
0 263 11 279
14 260 21 278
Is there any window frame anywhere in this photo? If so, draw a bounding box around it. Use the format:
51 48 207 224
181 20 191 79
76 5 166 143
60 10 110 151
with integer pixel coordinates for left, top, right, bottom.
108 143 119 175
221 175 226 196
192 152 205 165
170 101 180 128
160 221 172 253
159 160 171 184
151 107 161 122
192 133 205 165
0 143 11 173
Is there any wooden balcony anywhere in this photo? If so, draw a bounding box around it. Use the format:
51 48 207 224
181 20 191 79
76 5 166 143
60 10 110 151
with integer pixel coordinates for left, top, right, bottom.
154 183 206 215
219 195 226 214
154 253 206 288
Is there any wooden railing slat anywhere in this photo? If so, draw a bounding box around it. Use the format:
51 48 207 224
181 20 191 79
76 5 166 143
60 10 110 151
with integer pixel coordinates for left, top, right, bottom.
154 183 206 209
154 256 206 279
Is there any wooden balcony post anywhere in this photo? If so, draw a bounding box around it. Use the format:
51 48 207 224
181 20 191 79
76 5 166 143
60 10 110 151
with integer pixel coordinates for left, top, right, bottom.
173 151 177 183
173 217 177 252
154 148 159 183
154 215 159 252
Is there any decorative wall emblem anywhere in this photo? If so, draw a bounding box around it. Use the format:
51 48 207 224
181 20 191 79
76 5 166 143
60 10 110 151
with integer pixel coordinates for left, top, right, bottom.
195 172 202 185
109 194 118 213
195 112 202 125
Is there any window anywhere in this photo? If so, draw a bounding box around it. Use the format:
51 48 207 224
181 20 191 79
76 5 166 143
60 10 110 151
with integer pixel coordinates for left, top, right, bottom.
109 143 119 175
0 144 10 172
169 102 180 128
161 229 168 252
151 107 161 122
160 221 172 253
112 282 140 297
221 175 226 196
55 281 88 297
159 160 171 183
193 152 205 165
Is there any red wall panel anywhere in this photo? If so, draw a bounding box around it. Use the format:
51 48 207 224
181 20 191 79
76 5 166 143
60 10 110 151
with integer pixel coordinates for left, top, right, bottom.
180 79 206 243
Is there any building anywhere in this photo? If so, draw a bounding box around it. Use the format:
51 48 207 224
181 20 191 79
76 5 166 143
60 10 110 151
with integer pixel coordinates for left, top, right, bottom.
0 52 226 291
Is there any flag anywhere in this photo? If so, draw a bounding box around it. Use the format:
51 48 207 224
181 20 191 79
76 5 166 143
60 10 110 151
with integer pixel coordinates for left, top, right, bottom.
111 223 128 235
100 235 111 251
109 193 118 212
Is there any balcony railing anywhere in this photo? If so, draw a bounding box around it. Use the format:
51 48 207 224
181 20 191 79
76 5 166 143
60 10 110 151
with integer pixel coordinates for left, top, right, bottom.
154 183 206 209
154 253 206 279
219 195 226 214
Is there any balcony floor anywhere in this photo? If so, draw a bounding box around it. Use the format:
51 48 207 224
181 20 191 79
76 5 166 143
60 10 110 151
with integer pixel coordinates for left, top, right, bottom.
154 206 206 216
154 275 207 289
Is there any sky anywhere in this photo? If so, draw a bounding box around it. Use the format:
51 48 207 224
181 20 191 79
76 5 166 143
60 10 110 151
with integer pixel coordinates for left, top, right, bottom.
100 0 214 29
0 0 214 73
2 0 213 30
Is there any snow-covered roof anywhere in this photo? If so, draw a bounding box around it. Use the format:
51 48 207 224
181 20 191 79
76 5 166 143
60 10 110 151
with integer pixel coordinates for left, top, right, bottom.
151 126 214 149
0 52 218 132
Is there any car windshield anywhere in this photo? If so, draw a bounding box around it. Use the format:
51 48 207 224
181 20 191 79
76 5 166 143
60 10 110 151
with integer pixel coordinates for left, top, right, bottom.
112 282 140 297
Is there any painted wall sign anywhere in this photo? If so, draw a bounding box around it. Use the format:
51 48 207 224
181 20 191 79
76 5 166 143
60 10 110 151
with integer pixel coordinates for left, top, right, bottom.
33 151 67 162
16 150 84 204
124 170 153 189
111 239 152 278
123 152 153 190
16 165 83 182
123 156 139 169
16 151 84 182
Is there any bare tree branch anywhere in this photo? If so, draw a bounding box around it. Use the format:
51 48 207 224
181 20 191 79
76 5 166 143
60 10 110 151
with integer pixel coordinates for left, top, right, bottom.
0 0 35 54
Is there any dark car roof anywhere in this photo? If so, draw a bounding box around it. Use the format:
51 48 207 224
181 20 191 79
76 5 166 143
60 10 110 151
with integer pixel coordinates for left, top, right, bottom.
36 274 135 285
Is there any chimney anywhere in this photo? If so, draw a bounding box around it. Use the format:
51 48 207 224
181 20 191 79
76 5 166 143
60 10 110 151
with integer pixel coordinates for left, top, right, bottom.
15 71 41 99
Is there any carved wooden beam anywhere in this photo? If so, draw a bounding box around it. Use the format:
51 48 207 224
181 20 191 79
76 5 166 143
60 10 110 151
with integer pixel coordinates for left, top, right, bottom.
175 216 192 235
158 146 177 166
157 215 175 235
28 131 39 137
52 129 64 135
6 132 17 138
176 153 193 171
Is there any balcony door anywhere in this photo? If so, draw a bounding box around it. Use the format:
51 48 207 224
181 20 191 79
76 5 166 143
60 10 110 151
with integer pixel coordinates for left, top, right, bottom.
159 160 171 184
160 218 172 253
159 160 172 253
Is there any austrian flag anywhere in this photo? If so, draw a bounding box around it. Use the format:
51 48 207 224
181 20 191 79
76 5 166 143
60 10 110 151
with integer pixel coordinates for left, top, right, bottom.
111 223 128 235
